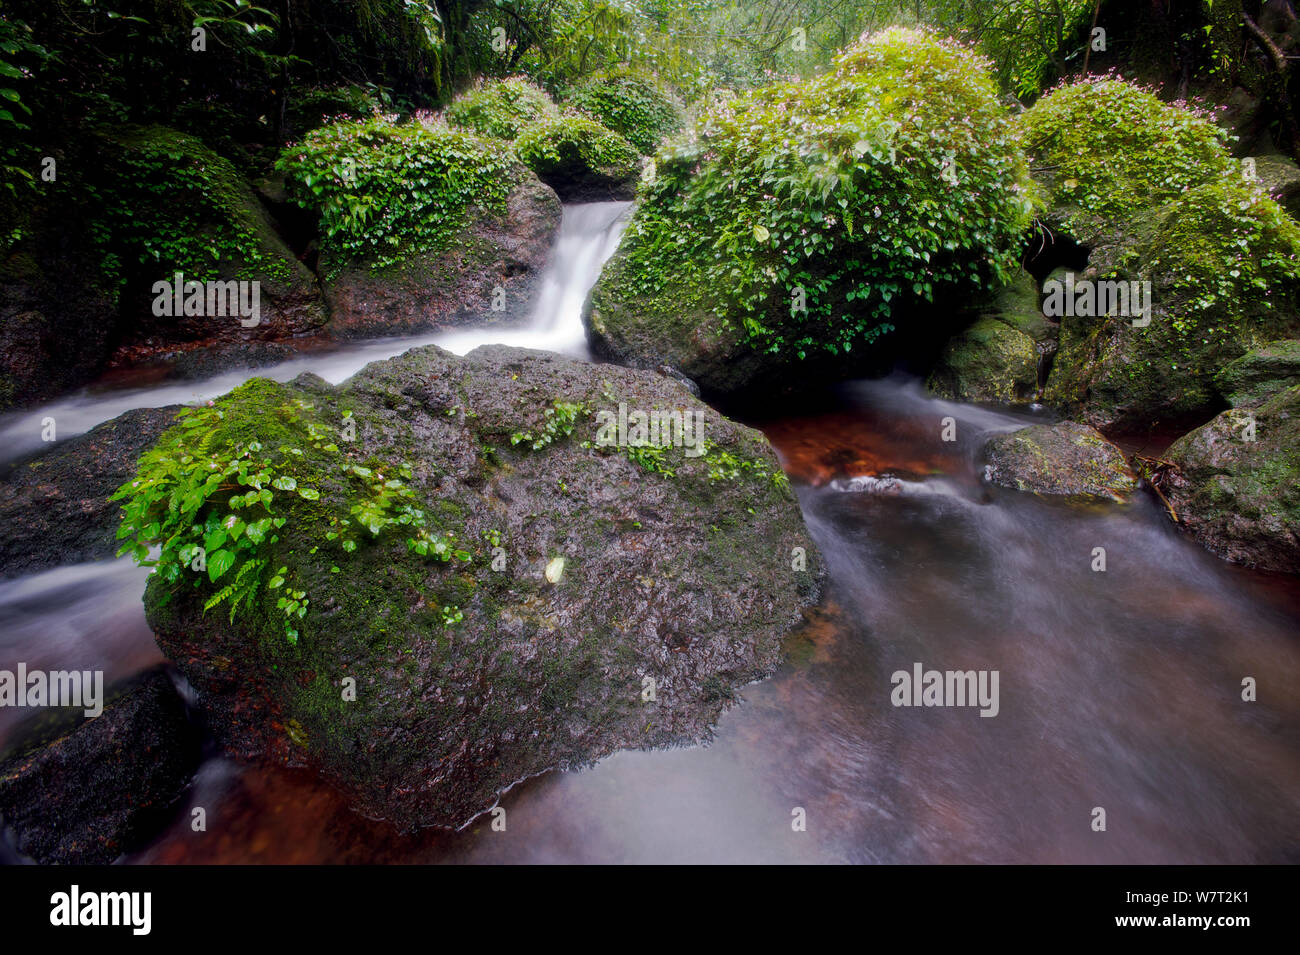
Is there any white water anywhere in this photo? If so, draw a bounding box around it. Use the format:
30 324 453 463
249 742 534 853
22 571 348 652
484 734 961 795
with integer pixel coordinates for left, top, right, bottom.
0 201 631 466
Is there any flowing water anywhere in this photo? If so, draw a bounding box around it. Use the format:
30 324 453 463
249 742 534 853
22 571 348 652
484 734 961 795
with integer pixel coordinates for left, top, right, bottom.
3 203 1298 864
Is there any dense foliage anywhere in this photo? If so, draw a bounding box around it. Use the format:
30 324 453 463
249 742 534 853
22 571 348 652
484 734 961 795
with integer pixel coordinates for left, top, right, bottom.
1019 77 1239 227
566 69 684 153
515 115 640 181
445 76 557 138
615 27 1034 360
276 117 516 272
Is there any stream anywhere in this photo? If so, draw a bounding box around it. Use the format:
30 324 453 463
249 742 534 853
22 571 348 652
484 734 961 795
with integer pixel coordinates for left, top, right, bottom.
2 202 1298 864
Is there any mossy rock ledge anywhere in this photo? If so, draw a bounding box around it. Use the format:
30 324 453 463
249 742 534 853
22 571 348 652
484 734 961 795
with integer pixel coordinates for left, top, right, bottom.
981 421 1138 502
142 345 824 830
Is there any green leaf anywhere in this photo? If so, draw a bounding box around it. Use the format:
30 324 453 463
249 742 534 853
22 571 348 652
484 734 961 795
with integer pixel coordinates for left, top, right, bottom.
207 549 236 582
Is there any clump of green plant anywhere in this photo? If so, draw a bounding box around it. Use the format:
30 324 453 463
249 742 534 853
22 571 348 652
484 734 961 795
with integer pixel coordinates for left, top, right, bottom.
276 117 515 274
510 399 587 450
113 382 467 645
566 69 684 154
92 125 281 295
287 84 385 134
1143 180 1300 338
617 27 1034 362
1019 77 1237 226
514 115 640 182
703 441 788 490
445 76 557 139
623 442 675 477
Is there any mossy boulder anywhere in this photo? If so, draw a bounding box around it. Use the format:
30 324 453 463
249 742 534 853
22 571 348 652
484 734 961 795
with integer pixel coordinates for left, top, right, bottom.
1163 384 1300 572
445 77 558 139
927 271 1048 403
1253 152 1300 219
1214 340 1300 407
96 126 327 349
515 116 641 202
278 118 562 339
586 28 1035 398
565 69 684 154
981 421 1138 501
1043 181 1300 434
135 345 823 830
1023 81 1300 434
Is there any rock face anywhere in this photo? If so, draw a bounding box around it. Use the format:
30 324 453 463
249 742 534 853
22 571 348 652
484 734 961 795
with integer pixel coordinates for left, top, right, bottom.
141 345 823 830
1163 384 1300 572
1213 340 1300 407
982 421 1138 501
0 407 183 580
322 174 562 339
0 668 201 864
927 272 1048 404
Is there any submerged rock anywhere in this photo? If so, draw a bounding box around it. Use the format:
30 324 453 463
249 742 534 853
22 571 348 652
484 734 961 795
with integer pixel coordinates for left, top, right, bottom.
981 421 1137 501
0 668 201 864
0 406 183 579
135 345 823 830
1163 384 1300 572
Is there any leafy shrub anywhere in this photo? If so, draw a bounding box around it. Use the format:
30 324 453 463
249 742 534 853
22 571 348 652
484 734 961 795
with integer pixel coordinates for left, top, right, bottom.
968 0 1097 97
614 27 1034 361
445 76 556 139
566 69 683 154
287 84 385 134
514 115 639 183
1019 78 1238 228
113 380 468 646
92 125 282 296
276 116 516 273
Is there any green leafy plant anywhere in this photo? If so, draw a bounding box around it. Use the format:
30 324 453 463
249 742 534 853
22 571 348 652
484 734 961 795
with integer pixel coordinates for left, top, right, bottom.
614 27 1034 363
113 382 468 645
445 76 556 138
511 399 587 450
276 116 516 274
565 68 683 153
514 114 640 182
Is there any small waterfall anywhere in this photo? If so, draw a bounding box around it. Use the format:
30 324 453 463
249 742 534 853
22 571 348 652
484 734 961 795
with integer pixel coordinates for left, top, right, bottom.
0 202 632 466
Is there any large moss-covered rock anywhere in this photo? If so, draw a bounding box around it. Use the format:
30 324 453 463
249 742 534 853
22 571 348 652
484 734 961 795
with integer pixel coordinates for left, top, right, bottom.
586 28 1034 398
0 668 201 864
1043 180 1300 434
1162 384 1300 572
445 77 558 140
0 407 183 580
135 345 823 830
96 126 327 352
278 119 562 339
981 421 1138 501
515 116 640 202
1023 81 1300 434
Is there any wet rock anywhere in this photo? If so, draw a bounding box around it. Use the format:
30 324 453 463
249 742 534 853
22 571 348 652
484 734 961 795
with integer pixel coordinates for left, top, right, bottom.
981 421 1137 501
0 406 183 579
1214 340 1300 408
0 667 202 864
1163 384 1300 572
1253 152 1300 219
322 174 562 339
927 272 1049 405
141 345 823 831
169 341 299 379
